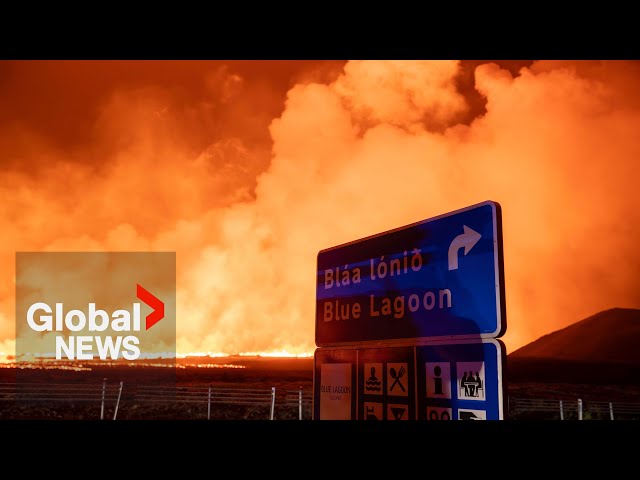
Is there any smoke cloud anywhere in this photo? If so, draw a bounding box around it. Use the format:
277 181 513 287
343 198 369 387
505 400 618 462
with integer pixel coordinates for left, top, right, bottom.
1 60 638 356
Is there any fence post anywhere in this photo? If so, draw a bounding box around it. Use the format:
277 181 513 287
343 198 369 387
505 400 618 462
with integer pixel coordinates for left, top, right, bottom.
113 381 123 420
100 378 106 420
578 398 583 420
609 402 614 421
559 400 564 421
270 387 276 420
299 386 303 420
208 385 212 421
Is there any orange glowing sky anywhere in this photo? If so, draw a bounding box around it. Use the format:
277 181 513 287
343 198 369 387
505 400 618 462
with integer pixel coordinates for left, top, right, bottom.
1 60 639 356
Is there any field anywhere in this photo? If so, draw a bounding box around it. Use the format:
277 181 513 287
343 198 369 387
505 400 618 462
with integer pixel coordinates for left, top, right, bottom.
0 357 313 420
1 356 639 420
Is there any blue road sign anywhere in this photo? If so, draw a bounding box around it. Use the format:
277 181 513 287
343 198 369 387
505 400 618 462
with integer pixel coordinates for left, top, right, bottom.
316 201 505 346
313 339 505 420
417 339 505 420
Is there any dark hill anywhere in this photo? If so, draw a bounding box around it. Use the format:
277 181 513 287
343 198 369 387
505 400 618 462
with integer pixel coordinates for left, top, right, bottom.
508 308 640 384
511 308 640 364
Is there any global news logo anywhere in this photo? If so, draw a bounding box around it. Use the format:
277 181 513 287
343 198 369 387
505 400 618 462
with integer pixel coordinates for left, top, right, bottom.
25 284 164 361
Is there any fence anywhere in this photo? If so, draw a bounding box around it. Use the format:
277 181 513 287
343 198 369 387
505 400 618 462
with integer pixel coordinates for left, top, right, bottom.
281 387 313 420
508 397 640 420
0 379 123 419
3 381 640 420
135 385 276 420
0 381 291 420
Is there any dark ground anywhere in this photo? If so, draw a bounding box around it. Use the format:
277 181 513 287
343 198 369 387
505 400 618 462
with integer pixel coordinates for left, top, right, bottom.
1 356 638 419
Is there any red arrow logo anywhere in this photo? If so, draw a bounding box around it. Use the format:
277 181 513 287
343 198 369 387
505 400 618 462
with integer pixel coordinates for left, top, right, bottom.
137 284 164 330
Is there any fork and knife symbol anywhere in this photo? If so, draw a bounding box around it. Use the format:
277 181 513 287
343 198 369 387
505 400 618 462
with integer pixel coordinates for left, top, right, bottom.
389 366 406 392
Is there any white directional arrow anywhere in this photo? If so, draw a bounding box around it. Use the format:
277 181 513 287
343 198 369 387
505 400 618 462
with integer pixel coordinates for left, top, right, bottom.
448 225 482 271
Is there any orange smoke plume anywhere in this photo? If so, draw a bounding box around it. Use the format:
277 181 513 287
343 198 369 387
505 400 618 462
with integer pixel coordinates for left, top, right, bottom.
0 60 638 356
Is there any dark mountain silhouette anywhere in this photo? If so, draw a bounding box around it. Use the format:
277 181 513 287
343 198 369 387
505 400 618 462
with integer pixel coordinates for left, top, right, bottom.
508 308 640 384
511 308 640 363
